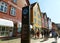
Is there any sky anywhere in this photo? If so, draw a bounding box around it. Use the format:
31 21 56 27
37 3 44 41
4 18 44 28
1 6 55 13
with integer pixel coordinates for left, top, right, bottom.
29 0 60 23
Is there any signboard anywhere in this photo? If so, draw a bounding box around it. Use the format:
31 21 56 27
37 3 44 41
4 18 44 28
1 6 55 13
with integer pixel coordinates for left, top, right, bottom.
21 6 30 43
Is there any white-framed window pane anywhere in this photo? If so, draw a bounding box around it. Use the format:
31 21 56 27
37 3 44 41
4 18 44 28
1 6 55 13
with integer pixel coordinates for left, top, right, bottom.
0 5 3 11
0 1 7 13
0 26 1 31
6 27 9 31
2 26 5 31
5 32 9 36
4 7 7 12
10 7 16 16
1 32 5 36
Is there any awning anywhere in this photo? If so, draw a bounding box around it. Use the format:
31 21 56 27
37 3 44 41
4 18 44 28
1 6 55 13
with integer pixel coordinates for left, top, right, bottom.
0 18 14 27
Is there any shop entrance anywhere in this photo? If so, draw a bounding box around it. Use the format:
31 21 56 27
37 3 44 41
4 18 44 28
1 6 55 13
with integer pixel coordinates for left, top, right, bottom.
13 23 17 37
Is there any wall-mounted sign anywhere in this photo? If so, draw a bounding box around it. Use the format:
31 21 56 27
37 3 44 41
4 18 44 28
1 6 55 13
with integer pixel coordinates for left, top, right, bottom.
21 6 30 43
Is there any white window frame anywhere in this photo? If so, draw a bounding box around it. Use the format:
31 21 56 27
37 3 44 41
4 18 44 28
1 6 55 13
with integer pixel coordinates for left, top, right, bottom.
10 7 16 16
0 26 13 36
0 1 7 13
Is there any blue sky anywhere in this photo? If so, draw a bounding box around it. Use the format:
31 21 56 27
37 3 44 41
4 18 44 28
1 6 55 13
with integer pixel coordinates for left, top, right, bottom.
29 0 60 23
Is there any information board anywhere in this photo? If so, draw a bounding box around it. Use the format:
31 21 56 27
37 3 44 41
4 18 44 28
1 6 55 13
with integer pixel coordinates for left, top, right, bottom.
21 6 30 43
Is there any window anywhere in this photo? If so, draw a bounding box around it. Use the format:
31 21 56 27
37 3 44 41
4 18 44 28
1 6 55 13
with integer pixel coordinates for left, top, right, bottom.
0 26 1 31
6 27 9 31
10 7 16 16
5 32 8 36
34 18 36 23
38 15 40 18
34 11 36 16
0 26 13 36
38 21 41 25
2 27 5 31
0 1 7 13
1 32 5 36
13 0 17 3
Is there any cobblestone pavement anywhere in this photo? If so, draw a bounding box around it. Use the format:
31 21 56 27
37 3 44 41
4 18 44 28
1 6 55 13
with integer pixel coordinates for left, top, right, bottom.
0 38 20 43
0 37 60 43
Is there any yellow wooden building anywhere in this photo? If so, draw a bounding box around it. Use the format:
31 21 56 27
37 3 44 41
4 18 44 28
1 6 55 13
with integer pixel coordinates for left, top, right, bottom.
30 2 42 31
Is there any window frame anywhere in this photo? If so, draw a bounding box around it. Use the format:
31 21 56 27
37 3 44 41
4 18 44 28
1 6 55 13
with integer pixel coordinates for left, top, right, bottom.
0 26 13 36
10 7 16 16
0 1 8 13
12 0 17 4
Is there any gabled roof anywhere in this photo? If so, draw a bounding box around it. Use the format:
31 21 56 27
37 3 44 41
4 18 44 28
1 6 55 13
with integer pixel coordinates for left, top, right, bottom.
30 2 42 17
30 2 37 9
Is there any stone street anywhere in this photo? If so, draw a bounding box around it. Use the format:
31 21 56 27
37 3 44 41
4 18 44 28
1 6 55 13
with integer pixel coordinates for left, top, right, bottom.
0 37 60 43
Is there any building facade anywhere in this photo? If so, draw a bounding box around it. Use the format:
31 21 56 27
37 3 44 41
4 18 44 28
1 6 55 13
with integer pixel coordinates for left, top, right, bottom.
52 22 58 31
30 2 42 31
56 24 60 36
47 17 52 30
41 12 48 30
41 12 45 29
43 13 48 29
0 0 30 38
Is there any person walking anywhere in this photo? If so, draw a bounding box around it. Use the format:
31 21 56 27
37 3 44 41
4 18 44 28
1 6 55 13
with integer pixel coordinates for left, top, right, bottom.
41 29 44 38
36 29 40 39
51 29 58 43
34 29 37 39
31 29 35 38
43 29 49 41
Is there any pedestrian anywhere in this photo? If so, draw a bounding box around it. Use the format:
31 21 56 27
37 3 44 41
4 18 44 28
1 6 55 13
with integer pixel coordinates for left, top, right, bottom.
51 29 58 43
34 29 37 39
31 29 34 38
41 29 44 38
43 29 49 41
54 30 58 43
36 29 40 39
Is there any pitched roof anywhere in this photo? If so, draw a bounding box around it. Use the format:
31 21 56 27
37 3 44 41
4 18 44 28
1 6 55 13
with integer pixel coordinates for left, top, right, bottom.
30 2 37 9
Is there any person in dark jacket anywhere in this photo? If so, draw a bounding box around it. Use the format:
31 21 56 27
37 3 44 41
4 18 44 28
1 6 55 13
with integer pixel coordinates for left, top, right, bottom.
31 29 34 37
51 29 58 43
44 29 49 41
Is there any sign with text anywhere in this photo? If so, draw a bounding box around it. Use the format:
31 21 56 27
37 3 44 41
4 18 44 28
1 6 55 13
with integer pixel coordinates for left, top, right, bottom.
21 6 30 43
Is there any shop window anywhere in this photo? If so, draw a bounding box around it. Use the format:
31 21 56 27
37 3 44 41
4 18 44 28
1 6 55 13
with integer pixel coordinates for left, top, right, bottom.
0 26 1 31
5 32 8 36
0 26 13 36
1 32 5 36
2 27 5 31
6 27 9 31
0 1 7 13
10 27 13 30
